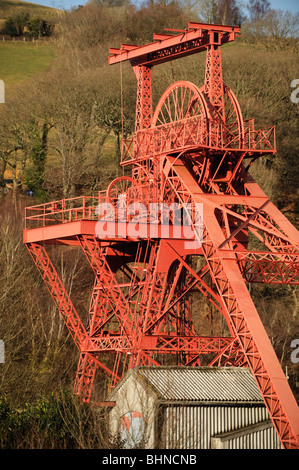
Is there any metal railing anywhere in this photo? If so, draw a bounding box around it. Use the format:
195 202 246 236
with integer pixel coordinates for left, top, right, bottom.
121 117 276 163
25 194 106 229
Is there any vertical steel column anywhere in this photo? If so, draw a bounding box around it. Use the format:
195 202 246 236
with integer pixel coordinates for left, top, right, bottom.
204 42 225 121
73 353 99 403
134 64 153 132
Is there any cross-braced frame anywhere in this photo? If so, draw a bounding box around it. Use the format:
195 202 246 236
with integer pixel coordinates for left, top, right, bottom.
24 22 299 448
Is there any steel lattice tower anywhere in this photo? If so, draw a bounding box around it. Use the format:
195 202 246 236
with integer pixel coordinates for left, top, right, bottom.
24 23 299 449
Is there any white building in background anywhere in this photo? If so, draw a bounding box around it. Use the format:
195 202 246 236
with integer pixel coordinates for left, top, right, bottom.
108 366 282 449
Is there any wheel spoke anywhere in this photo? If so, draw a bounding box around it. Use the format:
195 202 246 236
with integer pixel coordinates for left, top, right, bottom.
152 81 208 129
223 85 243 147
107 177 136 203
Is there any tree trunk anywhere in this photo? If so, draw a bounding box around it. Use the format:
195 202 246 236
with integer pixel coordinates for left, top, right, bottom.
0 158 7 197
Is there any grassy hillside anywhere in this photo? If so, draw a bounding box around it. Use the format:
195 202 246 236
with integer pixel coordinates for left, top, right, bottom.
0 0 62 18
0 1 59 90
0 0 64 33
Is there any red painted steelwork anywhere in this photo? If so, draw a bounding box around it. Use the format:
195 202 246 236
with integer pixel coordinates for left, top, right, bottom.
24 22 299 448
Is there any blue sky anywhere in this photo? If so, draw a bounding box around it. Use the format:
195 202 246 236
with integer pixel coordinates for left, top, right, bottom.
29 0 299 13
269 0 299 13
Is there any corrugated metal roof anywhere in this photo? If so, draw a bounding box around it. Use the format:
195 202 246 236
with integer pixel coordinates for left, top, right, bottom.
135 366 263 403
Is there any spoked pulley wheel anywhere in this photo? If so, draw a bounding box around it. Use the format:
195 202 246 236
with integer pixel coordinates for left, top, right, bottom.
107 176 136 204
199 83 244 149
152 80 208 127
223 85 244 149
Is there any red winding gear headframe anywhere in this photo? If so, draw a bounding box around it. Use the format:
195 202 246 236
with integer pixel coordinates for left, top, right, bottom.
23 22 299 448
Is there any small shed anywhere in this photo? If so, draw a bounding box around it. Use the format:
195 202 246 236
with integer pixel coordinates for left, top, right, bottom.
108 366 282 449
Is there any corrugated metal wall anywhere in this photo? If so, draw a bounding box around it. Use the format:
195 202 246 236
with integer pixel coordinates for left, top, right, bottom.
158 405 281 449
226 425 281 449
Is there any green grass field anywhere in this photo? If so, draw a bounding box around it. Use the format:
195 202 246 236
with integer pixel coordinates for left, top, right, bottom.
0 41 55 88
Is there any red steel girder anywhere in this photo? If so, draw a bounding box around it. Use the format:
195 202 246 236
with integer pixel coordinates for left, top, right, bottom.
163 155 299 449
74 352 121 402
204 44 225 123
208 338 247 368
73 353 99 403
23 21 299 451
108 22 240 67
78 235 136 338
26 242 89 350
234 251 299 284
86 335 234 355
134 65 153 132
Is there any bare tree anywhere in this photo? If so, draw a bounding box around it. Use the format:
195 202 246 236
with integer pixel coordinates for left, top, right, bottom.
178 0 244 25
263 10 299 39
247 0 272 23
